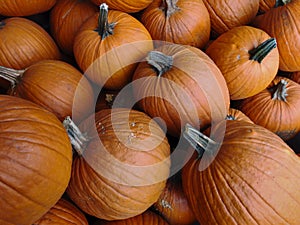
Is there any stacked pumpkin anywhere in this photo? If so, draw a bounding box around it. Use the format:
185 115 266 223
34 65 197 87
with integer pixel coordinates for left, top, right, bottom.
0 0 299 225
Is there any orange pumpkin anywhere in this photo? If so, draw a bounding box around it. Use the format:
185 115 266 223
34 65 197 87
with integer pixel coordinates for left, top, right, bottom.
90 0 153 13
0 17 60 70
226 108 253 123
141 0 211 49
289 71 300 84
50 0 98 55
259 0 276 13
182 120 300 224
73 3 153 90
206 26 279 100
0 95 72 225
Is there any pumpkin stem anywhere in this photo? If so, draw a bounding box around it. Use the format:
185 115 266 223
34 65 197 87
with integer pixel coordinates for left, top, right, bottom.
63 116 89 156
271 79 288 102
183 123 218 159
249 38 277 63
146 51 173 77
226 115 236 120
0 66 24 89
164 0 180 17
275 0 291 7
96 3 116 40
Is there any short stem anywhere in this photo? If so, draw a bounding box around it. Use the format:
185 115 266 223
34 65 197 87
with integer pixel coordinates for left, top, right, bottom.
249 38 277 63
0 66 24 88
146 51 173 77
183 124 218 159
226 115 236 120
272 79 288 102
275 0 291 7
63 116 89 156
164 0 179 17
97 3 116 40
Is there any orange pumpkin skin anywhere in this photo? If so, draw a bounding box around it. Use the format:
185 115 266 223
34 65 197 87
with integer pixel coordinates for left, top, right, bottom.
182 120 300 225
0 17 61 70
50 0 98 55
132 44 230 137
259 0 276 13
0 95 72 225
67 108 170 220
33 198 88 225
73 8 153 90
0 0 56 16
202 0 259 37
206 26 279 100
93 210 169 225
5 60 95 123
289 71 300 84
239 76 300 140
90 0 152 13
252 0 300 72
141 0 210 49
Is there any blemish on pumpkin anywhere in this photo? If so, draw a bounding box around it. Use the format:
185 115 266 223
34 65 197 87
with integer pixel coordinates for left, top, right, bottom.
160 199 173 210
127 132 136 143
130 122 136 127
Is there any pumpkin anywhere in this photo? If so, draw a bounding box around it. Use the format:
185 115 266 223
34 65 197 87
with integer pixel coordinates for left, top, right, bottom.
64 108 170 220
0 0 56 16
140 0 211 49
33 198 88 225
289 71 300 84
132 44 230 137
73 3 153 90
93 210 169 225
239 76 300 140
0 17 60 70
90 0 152 13
252 0 300 72
182 120 300 225
206 26 279 100
0 60 95 123
152 173 196 225
259 0 276 13
0 95 72 225
50 0 98 56
202 0 259 37
226 108 253 123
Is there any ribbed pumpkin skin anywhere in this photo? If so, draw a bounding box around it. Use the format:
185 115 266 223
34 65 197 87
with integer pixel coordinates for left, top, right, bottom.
33 199 88 225
90 0 152 13
182 120 300 225
10 60 94 123
0 17 60 70
67 108 170 220
227 108 253 123
93 210 169 225
0 0 56 16
252 0 300 72
202 0 259 37
73 10 153 90
239 76 300 140
132 44 230 137
259 0 276 13
0 95 72 225
141 0 210 49
50 0 98 55
206 26 279 100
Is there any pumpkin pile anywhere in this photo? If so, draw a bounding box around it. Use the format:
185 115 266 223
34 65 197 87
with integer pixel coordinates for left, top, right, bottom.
0 0 299 225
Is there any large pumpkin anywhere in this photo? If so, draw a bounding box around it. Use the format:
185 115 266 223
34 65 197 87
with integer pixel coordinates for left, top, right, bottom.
0 95 72 225
182 120 300 224
239 76 300 140
50 0 98 55
132 44 230 137
140 0 211 49
206 26 279 100
252 0 300 72
65 108 170 220
0 0 56 16
0 60 95 123
73 3 153 90
0 17 60 70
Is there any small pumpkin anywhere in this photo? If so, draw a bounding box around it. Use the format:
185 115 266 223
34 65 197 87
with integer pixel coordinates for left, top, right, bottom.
206 26 279 100
33 198 88 225
73 3 153 90
202 0 259 37
182 120 300 225
0 60 95 123
252 0 300 72
0 17 60 70
141 0 211 49
132 44 230 137
50 0 98 55
0 95 72 225
64 108 170 220
0 0 56 16
239 76 300 140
